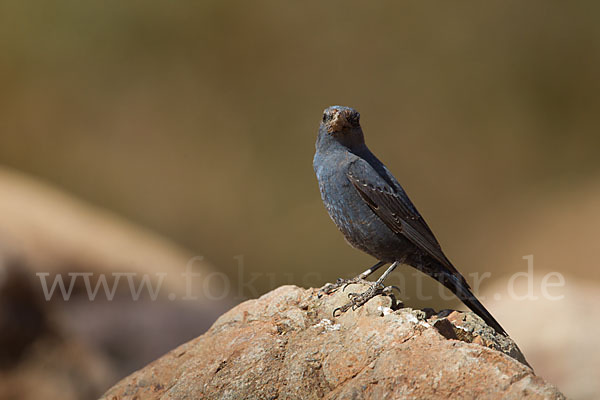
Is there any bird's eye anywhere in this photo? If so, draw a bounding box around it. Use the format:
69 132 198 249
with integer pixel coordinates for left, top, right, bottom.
322 114 327 122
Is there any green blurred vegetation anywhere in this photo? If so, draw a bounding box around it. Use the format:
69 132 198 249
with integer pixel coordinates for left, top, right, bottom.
1 1 599 307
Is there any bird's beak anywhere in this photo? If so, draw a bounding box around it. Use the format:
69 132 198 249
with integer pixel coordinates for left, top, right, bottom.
326 111 351 134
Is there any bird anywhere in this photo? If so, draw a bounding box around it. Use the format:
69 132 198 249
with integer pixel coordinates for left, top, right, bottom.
313 105 507 336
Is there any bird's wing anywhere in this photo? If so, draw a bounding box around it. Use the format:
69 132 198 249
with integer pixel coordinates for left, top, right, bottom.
347 158 457 273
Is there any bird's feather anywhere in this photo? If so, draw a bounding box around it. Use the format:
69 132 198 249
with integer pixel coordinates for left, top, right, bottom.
346 158 460 276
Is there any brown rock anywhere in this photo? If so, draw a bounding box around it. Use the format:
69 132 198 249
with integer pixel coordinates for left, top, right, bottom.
102 284 565 400
0 168 231 398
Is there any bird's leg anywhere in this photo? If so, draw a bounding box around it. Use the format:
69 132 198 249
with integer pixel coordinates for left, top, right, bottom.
335 261 401 315
356 260 388 280
318 261 387 297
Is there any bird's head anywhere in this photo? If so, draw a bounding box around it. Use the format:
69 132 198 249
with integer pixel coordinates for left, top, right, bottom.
322 106 360 133
319 106 365 149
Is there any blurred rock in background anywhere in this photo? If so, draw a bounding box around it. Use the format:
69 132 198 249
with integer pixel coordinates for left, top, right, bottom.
0 167 229 399
474 178 600 399
1 1 599 398
484 276 600 400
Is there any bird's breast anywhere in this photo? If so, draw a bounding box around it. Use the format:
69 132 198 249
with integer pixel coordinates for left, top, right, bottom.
314 151 411 262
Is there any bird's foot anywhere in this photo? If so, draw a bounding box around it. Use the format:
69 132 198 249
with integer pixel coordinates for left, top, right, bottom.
333 283 400 317
318 277 365 297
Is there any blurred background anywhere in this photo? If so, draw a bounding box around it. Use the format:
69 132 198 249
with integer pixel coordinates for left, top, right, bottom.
1 1 599 399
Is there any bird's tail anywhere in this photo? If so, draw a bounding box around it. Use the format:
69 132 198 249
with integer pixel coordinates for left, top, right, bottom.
435 269 507 336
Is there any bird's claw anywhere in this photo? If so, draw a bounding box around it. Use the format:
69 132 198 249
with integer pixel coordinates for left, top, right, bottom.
346 281 383 307
385 285 402 297
318 277 363 298
333 282 400 316
342 282 356 292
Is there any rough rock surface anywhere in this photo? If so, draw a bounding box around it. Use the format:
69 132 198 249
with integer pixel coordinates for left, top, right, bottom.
101 284 565 400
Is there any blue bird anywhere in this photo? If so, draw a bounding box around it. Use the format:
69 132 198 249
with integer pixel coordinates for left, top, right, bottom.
313 105 507 336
